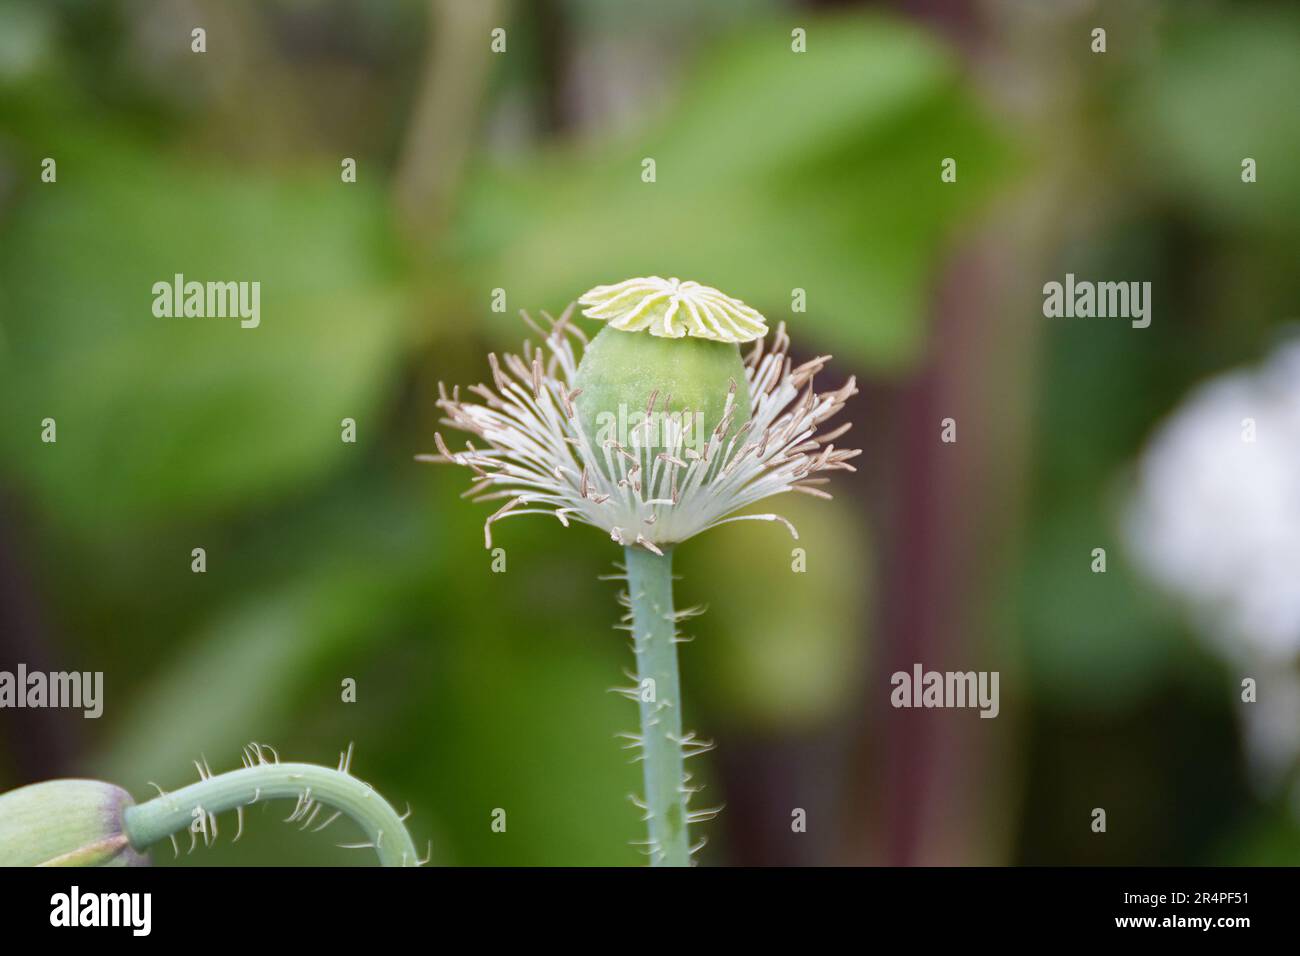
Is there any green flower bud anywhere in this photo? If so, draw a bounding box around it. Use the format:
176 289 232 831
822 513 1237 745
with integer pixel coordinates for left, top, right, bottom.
0 780 148 866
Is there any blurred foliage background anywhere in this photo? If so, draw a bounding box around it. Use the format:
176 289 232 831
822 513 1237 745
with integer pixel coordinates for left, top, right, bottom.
0 0 1297 865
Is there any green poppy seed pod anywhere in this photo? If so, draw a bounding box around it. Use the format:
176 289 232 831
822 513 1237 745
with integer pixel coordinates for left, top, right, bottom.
574 278 766 461
0 779 148 866
431 278 861 552
574 327 750 454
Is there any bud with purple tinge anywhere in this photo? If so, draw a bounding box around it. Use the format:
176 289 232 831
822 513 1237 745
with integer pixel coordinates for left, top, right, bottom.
0 779 149 866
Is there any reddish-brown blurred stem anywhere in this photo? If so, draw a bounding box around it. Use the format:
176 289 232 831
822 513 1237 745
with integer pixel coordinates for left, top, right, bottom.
0 499 78 781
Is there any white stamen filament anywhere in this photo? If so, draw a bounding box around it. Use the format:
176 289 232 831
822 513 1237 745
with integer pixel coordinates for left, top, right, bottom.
424 307 859 551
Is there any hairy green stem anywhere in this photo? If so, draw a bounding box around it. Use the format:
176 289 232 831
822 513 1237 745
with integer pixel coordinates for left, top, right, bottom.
624 545 691 866
122 763 418 867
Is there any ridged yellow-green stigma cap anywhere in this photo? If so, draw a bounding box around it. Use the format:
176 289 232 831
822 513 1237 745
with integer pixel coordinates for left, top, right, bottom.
579 276 768 343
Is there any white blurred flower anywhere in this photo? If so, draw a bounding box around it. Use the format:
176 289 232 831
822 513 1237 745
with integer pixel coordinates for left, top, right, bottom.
1125 339 1300 665
1126 340 1300 785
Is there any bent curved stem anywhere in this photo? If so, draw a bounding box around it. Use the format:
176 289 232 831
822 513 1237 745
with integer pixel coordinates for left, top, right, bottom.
123 762 418 867
624 546 691 866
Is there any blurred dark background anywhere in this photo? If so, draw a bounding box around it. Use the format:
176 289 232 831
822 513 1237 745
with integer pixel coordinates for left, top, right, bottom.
1 0 1298 865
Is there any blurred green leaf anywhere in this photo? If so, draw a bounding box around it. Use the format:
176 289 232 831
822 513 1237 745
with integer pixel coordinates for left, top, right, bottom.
1021 494 1184 712
451 12 1010 372
1213 805 1300 865
681 494 871 730
1127 9 1300 234
0 137 408 537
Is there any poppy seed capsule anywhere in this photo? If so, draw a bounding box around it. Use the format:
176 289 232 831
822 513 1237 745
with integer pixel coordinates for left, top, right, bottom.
573 326 751 463
428 277 860 551
0 779 148 866
574 278 766 463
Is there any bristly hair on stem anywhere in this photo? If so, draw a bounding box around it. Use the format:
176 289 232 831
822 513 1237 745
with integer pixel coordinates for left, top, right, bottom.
616 547 719 865
123 742 427 867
